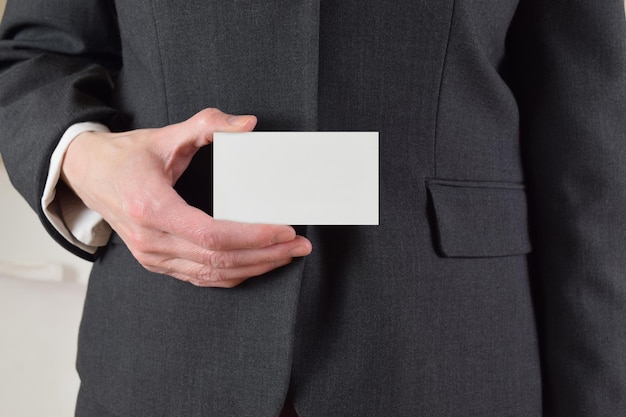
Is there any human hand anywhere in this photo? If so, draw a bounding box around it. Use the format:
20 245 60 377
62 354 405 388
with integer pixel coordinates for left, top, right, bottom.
61 108 312 287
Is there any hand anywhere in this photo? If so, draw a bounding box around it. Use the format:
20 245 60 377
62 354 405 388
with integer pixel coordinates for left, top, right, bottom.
61 108 312 288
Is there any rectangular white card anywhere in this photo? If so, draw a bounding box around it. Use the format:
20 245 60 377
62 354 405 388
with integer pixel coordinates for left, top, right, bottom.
213 132 379 225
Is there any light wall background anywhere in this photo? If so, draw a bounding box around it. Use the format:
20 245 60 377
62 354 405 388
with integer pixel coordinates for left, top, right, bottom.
0 4 88 417
0 156 93 282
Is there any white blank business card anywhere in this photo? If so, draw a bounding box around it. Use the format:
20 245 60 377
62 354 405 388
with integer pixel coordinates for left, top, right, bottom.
213 132 379 225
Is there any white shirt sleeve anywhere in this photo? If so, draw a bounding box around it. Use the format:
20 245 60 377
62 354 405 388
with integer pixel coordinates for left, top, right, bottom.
42 122 113 255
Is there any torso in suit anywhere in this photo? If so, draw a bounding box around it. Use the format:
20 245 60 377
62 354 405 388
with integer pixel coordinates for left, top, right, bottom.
1 0 625 416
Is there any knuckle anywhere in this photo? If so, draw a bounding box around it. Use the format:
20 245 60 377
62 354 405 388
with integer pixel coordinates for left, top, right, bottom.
123 197 153 224
123 192 166 225
126 232 152 253
170 272 208 288
186 265 247 288
200 267 225 284
186 277 206 287
202 232 222 251
195 108 221 127
205 251 227 269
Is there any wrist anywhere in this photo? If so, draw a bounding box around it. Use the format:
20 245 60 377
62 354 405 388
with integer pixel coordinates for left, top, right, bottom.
61 130 100 194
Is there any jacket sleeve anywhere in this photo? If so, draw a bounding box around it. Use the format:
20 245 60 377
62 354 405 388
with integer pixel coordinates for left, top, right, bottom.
508 0 626 415
0 0 122 261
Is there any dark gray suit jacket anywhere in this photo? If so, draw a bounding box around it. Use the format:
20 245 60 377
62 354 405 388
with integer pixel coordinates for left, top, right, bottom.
1 0 626 416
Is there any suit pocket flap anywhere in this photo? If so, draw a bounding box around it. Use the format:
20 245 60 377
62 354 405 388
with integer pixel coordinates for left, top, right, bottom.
426 180 531 257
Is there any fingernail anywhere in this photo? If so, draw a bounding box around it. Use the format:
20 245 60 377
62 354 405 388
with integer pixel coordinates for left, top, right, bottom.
273 229 296 244
289 245 311 257
228 115 253 126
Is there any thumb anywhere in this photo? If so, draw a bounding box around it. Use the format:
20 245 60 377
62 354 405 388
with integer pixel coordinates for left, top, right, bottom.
155 108 257 182
165 108 258 149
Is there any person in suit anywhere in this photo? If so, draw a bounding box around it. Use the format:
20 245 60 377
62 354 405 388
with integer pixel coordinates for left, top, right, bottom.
1 0 625 416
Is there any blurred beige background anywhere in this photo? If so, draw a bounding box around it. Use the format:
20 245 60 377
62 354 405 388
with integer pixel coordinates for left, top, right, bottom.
0 4 87 417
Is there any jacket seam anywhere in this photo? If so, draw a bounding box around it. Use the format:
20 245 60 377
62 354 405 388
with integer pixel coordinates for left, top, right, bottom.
149 0 171 125
432 0 457 179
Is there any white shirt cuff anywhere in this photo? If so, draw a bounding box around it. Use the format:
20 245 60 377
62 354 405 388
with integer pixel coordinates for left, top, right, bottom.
42 122 113 255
